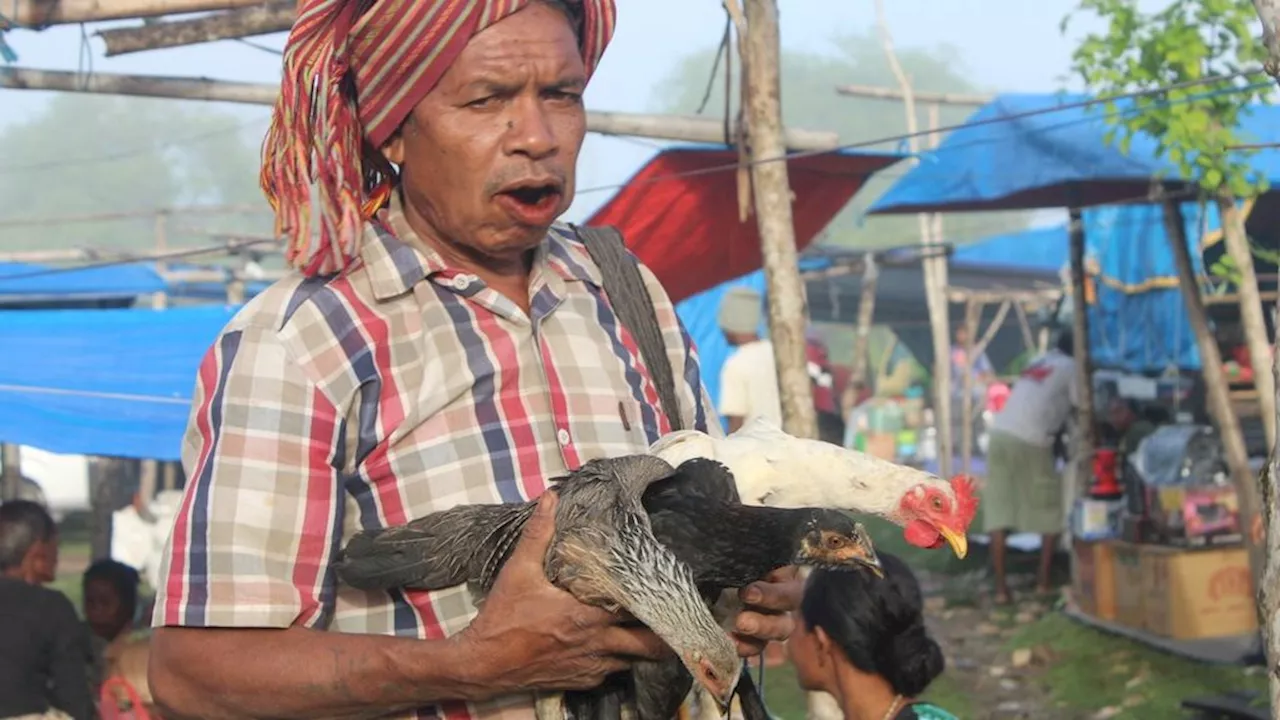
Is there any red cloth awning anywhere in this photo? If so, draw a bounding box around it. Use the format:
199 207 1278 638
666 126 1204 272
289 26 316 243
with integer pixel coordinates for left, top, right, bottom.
584 145 903 303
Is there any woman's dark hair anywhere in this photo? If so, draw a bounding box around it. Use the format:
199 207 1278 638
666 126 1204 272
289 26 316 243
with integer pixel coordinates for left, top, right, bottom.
83 559 141 618
799 553 945 698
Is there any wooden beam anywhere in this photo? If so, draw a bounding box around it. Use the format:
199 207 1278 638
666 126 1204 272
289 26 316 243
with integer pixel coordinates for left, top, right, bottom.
834 83 994 107
97 2 294 57
9 0 262 29
0 67 843 151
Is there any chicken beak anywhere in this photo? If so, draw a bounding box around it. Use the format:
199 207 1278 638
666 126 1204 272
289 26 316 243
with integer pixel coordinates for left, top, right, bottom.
939 526 968 559
860 553 885 579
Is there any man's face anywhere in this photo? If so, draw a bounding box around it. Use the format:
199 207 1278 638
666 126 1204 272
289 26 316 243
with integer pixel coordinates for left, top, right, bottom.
383 3 586 263
954 327 969 346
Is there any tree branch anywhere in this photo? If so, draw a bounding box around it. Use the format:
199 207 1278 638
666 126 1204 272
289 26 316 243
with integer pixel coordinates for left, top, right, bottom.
8 0 262 29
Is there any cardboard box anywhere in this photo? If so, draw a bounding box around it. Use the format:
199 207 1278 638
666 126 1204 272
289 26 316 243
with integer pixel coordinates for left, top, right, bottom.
1111 541 1145 629
1140 544 1257 640
1072 539 1117 620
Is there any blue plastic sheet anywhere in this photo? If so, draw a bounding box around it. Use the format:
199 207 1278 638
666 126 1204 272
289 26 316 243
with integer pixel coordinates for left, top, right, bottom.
0 305 240 460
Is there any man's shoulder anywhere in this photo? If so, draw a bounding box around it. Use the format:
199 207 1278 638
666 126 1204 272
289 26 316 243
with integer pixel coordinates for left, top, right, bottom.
2 580 78 622
218 268 380 347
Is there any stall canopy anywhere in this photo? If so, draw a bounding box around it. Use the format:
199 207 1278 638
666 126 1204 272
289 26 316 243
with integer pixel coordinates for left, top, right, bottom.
867 93 1280 215
587 143 904 303
0 305 239 460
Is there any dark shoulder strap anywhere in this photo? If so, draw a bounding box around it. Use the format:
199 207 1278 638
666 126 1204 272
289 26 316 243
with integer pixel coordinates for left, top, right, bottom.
571 224 685 432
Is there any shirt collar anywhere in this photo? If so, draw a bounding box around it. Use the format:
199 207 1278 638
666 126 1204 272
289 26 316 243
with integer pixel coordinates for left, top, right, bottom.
359 193 604 302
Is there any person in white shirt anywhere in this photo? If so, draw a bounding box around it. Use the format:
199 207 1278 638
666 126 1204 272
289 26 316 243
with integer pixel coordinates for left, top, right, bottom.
717 286 784 432
984 331 1079 605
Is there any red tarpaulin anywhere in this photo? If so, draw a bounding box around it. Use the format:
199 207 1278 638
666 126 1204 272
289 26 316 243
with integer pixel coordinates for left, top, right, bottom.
584 144 903 303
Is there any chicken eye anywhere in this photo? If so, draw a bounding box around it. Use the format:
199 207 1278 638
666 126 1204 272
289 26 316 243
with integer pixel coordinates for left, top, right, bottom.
930 496 944 510
825 535 846 549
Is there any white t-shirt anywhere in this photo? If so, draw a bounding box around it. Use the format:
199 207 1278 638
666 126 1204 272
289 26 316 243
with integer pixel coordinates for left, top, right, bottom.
718 339 783 427
989 349 1080 447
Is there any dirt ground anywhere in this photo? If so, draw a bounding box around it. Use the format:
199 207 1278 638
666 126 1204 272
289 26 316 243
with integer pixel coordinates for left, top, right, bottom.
917 569 1070 720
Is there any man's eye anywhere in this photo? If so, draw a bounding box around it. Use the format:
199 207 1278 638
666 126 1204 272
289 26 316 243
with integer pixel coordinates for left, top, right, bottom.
467 96 499 109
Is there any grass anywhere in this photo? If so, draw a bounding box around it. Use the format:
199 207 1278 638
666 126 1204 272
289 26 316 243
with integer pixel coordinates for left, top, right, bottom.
1007 612 1268 718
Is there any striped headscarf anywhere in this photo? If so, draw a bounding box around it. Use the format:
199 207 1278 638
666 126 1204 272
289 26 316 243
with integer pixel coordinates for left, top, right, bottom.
260 0 618 277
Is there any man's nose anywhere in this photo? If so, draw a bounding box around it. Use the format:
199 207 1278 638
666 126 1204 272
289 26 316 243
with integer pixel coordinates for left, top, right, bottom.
504 98 559 160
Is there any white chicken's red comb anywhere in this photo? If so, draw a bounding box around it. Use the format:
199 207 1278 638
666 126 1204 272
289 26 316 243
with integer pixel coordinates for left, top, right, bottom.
948 474 980 527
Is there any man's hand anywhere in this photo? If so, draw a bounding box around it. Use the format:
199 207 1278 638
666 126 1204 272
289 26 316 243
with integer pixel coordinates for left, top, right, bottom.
732 566 803 657
457 492 669 698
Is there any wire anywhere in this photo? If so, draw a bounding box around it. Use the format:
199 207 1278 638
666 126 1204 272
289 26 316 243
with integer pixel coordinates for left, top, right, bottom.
235 38 284 55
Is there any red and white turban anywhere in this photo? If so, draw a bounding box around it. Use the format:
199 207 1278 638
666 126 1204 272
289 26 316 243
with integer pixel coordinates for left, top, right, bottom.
260 0 617 277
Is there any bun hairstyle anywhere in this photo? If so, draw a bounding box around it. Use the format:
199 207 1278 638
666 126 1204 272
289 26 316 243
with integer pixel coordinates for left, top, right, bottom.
799 552 945 698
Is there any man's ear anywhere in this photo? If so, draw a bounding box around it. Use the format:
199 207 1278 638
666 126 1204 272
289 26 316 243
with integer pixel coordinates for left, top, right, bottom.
381 130 405 167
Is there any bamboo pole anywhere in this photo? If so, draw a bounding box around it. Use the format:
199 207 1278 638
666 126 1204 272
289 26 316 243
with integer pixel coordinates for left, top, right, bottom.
834 83 994 106
0 67 843 151
9 0 262 29
1067 205 1097 496
870 0 952 477
733 0 816 440
97 2 295 57
848 254 879 389
1217 195 1277 450
960 299 980 477
1162 197 1262 580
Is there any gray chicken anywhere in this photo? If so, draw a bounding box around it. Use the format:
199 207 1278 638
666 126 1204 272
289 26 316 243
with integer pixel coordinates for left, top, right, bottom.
334 454 741 720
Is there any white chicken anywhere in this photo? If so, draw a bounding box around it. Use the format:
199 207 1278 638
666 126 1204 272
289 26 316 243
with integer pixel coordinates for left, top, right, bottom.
649 417 977 558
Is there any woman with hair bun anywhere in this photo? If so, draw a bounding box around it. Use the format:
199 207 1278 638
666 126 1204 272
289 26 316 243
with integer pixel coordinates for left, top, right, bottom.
786 553 956 720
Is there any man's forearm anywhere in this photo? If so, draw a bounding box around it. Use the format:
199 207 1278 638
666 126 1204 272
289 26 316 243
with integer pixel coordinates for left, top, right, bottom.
150 626 491 720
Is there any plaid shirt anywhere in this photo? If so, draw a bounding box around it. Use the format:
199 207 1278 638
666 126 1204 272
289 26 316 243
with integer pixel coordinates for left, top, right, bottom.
152 197 720 720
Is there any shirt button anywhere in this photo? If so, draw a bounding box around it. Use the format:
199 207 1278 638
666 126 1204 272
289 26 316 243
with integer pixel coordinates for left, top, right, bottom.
452 274 471 291
557 428 571 446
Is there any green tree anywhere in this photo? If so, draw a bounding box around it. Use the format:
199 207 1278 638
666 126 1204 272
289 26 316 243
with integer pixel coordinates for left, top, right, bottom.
0 94 270 255
1065 0 1272 196
653 32 1034 251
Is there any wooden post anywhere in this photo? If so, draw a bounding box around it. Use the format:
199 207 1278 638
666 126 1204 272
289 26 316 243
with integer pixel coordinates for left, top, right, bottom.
97 1 295 57
733 0 817 440
1162 198 1263 582
848 254 879 388
152 212 170 310
161 461 178 491
1264 297 1280 715
1067 206 1097 496
0 444 21 502
1217 195 1277 451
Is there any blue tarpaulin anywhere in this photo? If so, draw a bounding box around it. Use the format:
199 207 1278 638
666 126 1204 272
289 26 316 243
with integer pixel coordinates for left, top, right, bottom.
868 93 1280 215
0 305 239 460
1083 201 1215 373
951 224 1069 273
0 261 166 304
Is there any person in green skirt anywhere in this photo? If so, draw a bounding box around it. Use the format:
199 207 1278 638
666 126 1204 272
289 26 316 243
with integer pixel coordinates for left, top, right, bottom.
786 553 958 720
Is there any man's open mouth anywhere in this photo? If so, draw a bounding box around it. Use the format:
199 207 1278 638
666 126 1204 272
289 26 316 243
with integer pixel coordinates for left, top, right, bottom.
495 181 564 225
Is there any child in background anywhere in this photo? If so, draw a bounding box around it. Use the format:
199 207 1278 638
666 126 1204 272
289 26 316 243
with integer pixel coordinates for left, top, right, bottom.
82 560 140 701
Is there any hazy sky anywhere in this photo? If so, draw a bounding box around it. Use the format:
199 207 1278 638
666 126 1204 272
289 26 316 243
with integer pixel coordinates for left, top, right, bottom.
1 0 1171 223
